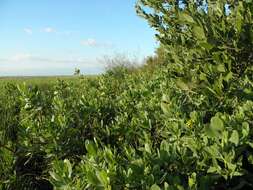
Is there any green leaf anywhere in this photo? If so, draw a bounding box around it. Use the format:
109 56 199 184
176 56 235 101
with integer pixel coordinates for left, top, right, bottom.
145 143 152 154
205 145 221 158
229 130 239 146
248 155 253 165
87 171 101 186
64 159 72 178
160 140 169 151
161 94 170 103
193 26 206 40
199 42 213 50
164 182 170 190
190 111 197 121
85 140 97 156
207 166 217 173
242 122 249 138
176 80 189 91
49 171 61 181
210 116 224 132
236 10 243 32
104 148 114 164
98 170 109 186
216 64 226 73
223 72 233 82
150 184 161 190
188 172 196 188
178 12 195 24
199 72 208 81
248 142 253 149
212 53 221 63
161 94 171 115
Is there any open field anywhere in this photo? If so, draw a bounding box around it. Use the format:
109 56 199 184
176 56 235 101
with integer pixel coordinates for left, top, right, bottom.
0 76 79 97
0 75 97 94
0 75 95 85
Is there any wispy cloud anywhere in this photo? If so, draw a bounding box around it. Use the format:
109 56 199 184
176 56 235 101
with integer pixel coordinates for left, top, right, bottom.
0 52 111 76
23 27 79 36
24 28 33 35
0 53 103 68
81 38 113 48
10 53 32 61
43 27 56 33
61 30 79 36
81 38 97 46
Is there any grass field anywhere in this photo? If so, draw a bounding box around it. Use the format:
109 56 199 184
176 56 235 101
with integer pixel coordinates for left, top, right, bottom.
0 76 81 85
0 76 89 99
0 75 97 92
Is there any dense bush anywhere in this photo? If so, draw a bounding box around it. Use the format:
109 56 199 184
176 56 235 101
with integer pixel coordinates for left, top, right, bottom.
0 0 253 189
137 0 253 75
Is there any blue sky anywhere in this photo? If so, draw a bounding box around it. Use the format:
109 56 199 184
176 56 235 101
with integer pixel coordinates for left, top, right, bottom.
0 0 157 76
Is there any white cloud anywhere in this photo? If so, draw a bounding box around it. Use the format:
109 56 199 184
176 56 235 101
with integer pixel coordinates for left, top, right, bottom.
61 30 79 36
11 53 32 61
81 38 113 48
81 38 97 46
43 27 56 33
23 27 79 36
0 53 103 68
24 28 33 35
0 53 107 76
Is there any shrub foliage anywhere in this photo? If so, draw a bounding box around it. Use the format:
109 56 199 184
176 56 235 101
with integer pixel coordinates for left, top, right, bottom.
0 0 253 189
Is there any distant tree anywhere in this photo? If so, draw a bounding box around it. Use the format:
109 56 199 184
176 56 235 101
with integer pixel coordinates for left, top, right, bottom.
74 68 80 76
103 54 138 77
145 44 168 69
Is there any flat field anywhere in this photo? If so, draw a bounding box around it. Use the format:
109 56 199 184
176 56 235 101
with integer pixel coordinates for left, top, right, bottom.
0 76 81 85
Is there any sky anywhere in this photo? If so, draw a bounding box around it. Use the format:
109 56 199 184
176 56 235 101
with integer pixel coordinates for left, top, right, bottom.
0 0 157 76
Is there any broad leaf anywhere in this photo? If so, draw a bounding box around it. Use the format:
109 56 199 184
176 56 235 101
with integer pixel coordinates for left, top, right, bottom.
229 130 239 146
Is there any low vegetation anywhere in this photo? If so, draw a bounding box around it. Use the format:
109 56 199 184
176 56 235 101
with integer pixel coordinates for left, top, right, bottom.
0 1 253 189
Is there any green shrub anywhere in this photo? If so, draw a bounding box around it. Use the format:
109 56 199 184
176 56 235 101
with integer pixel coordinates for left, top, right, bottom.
136 0 253 75
0 1 253 189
